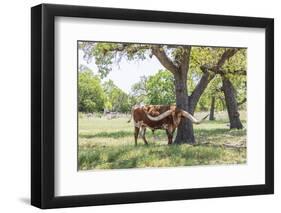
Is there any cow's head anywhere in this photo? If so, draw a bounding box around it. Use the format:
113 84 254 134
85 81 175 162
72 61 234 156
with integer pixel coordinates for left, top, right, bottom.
145 108 208 125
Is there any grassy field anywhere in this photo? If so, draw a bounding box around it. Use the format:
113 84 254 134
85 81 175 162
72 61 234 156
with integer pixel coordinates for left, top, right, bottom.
78 111 246 170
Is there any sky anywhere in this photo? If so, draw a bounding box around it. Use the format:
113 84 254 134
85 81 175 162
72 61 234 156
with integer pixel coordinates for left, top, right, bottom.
78 49 164 93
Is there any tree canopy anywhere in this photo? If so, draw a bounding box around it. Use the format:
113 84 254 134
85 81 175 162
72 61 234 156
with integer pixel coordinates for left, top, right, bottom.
78 69 105 112
78 42 247 113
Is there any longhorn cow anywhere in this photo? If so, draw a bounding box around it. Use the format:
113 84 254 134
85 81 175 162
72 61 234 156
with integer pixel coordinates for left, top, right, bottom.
128 105 208 145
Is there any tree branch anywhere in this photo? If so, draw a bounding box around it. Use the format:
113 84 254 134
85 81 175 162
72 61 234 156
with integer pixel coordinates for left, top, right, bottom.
223 69 246 76
101 43 151 53
189 48 240 112
201 48 240 74
151 45 178 74
216 48 239 69
207 68 246 76
189 71 215 113
238 98 247 106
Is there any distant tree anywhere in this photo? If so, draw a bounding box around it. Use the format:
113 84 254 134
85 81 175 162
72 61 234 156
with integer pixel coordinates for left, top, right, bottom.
209 96 216 120
103 80 130 112
130 76 148 105
78 70 105 112
146 70 175 105
196 76 225 120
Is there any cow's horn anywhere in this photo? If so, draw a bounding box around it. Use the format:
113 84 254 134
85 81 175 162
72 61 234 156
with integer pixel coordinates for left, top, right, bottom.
181 110 209 124
145 110 173 121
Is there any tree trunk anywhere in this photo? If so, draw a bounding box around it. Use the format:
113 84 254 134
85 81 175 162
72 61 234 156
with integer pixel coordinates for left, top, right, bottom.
173 70 214 144
151 46 196 144
222 78 243 129
209 96 216 120
173 74 195 144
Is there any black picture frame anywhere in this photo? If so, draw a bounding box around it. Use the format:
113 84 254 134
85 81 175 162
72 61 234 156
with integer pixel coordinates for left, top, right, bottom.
31 3 274 209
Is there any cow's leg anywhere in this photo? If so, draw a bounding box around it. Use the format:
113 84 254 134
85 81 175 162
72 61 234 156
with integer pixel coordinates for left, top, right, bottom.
152 129 157 142
166 129 174 145
139 127 144 138
134 127 140 146
141 128 149 145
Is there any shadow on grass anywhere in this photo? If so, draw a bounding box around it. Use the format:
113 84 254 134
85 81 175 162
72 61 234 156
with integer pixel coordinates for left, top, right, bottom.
78 119 247 170
79 145 141 169
195 128 246 137
80 127 245 139
80 130 132 139
80 129 167 139
79 142 246 170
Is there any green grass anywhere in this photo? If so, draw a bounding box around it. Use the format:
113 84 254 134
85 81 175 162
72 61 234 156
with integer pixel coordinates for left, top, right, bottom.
78 111 247 170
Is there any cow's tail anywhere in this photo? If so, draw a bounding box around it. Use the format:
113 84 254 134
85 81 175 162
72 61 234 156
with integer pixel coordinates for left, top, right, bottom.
127 107 134 123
